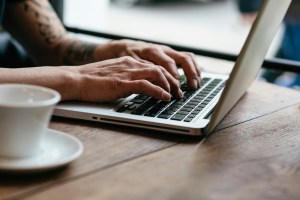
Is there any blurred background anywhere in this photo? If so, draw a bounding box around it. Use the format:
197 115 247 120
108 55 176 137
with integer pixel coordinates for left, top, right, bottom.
64 0 258 55
58 0 299 89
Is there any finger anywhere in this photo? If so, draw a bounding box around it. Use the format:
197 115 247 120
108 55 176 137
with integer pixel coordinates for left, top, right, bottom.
159 66 183 99
165 49 200 90
137 47 181 80
130 64 182 99
184 52 202 84
127 52 153 64
130 64 171 93
123 80 171 101
135 49 183 97
185 52 201 77
116 57 172 94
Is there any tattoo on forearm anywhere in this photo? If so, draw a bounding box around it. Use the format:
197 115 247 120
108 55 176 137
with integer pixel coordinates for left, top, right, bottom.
63 41 97 65
21 0 66 44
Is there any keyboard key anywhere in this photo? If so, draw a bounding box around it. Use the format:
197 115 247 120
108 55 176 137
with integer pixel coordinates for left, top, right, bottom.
180 107 193 112
177 111 190 115
144 101 170 117
197 104 206 108
131 95 149 104
164 110 177 115
202 78 211 82
122 78 224 120
173 101 184 106
131 99 145 104
194 107 203 112
203 99 211 104
191 110 200 115
188 113 197 118
127 105 137 110
157 114 171 119
184 117 194 122
183 104 194 109
206 97 213 101
116 102 135 112
171 114 186 121
131 98 159 115
117 105 127 113
186 101 198 106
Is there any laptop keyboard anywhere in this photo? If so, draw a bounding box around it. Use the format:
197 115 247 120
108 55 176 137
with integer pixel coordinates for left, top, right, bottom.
117 78 226 122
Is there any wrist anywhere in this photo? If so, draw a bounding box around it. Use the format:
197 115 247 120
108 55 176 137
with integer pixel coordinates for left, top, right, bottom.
95 39 128 60
56 67 82 101
59 36 98 65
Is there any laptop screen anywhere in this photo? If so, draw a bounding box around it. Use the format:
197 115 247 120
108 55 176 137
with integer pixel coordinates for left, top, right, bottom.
206 0 292 133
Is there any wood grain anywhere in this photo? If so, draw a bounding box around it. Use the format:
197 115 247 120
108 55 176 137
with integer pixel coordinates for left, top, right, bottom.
214 81 300 131
24 104 300 200
0 118 190 200
0 81 299 200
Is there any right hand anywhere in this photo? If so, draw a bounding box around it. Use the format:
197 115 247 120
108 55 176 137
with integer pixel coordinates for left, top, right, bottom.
63 56 183 102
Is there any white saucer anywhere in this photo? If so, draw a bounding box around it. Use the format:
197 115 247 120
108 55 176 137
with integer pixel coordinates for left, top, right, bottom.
0 129 84 173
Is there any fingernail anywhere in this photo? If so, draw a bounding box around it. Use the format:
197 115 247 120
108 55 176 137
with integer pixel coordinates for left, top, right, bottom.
178 89 184 99
163 85 171 93
177 79 181 87
192 79 198 89
162 91 171 101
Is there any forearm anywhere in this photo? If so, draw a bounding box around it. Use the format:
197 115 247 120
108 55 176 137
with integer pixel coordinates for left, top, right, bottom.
3 0 123 66
0 67 79 100
0 56 176 103
3 0 67 65
60 37 124 66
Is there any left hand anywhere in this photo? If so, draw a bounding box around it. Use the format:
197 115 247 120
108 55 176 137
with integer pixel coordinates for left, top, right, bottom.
115 40 202 91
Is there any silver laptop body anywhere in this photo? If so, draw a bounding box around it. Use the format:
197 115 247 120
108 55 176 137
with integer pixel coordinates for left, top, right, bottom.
54 0 291 136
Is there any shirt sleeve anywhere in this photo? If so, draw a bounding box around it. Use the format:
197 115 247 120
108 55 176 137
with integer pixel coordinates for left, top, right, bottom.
236 0 262 13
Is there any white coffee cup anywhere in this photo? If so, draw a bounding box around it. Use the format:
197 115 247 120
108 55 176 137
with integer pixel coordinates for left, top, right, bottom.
0 84 61 158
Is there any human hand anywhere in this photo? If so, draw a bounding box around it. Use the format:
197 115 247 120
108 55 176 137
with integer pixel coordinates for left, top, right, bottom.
64 56 182 102
0 56 179 102
112 40 201 90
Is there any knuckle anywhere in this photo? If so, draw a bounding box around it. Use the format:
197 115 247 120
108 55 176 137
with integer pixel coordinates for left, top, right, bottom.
144 46 157 54
184 52 195 57
159 66 169 75
159 44 171 50
131 80 149 94
121 56 136 64
179 54 192 64
111 77 122 89
138 80 150 88
158 65 167 71
142 47 151 54
150 65 163 75
162 59 176 67
182 51 195 56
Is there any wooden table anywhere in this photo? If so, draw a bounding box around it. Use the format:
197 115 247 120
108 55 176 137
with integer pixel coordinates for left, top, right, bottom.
1 81 300 200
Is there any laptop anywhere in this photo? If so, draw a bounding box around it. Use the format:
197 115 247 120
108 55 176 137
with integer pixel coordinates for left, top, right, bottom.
54 0 291 136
